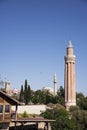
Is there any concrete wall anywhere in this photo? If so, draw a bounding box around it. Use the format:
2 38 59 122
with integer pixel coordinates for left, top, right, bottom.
12 105 46 115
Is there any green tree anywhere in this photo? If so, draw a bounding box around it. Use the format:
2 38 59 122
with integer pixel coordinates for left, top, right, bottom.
19 85 24 102
24 80 31 104
70 106 87 130
57 86 65 105
19 80 31 104
45 91 54 104
41 108 76 130
28 85 31 101
22 111 29 117
31 90 58 104
31 90 47 104
77 92 87 110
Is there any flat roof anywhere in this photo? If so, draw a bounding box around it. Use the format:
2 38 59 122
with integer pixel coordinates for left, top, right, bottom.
11 117 55 123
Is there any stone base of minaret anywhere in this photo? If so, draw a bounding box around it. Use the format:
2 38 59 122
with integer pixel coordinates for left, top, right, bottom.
65 101 76 111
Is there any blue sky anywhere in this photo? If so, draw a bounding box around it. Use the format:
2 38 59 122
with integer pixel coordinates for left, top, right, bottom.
0 0 87 95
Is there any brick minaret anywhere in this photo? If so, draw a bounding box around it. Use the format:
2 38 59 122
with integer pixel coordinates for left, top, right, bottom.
64 41 76 110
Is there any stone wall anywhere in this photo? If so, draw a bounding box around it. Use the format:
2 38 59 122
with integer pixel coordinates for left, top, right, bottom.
12 105 46 115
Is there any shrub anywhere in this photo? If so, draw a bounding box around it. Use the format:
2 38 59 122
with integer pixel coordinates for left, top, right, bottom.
22 111 29 117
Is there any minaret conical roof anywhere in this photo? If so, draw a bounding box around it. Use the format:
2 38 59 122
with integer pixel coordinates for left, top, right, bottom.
68 40 73 47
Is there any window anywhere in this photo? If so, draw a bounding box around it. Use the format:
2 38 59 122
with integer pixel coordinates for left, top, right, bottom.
5 105 10 113
0 105 3 113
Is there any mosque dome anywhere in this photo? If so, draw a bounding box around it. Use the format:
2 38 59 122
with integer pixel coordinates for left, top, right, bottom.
42 86 54 94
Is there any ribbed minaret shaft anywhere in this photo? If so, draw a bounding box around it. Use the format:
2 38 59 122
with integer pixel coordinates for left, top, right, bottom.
64 41 76 110
53 73 58 96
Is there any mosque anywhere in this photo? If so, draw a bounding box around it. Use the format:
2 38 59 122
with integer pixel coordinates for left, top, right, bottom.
2 41 76 111
42 73 58 96
43 40 76 110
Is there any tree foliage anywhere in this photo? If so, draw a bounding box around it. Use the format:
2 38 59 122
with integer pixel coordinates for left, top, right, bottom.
30 86 65 105
70 106 87 130
77 92 87 110
41 105 87 130
31 89 59 104
57 86 64 105
22 111 29 117
19 80 31 104
41 108 76 130
18 82 87 130
19 85 24 102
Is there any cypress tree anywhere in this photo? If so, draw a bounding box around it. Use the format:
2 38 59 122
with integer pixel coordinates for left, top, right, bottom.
19 80 31 104
24 80 28 104
19 85 24 102
28 85 31 102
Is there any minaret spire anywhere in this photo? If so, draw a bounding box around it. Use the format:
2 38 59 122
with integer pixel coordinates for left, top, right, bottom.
64 40 76 110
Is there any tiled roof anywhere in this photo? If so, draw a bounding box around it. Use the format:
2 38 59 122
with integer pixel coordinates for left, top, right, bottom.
0 90 22 105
